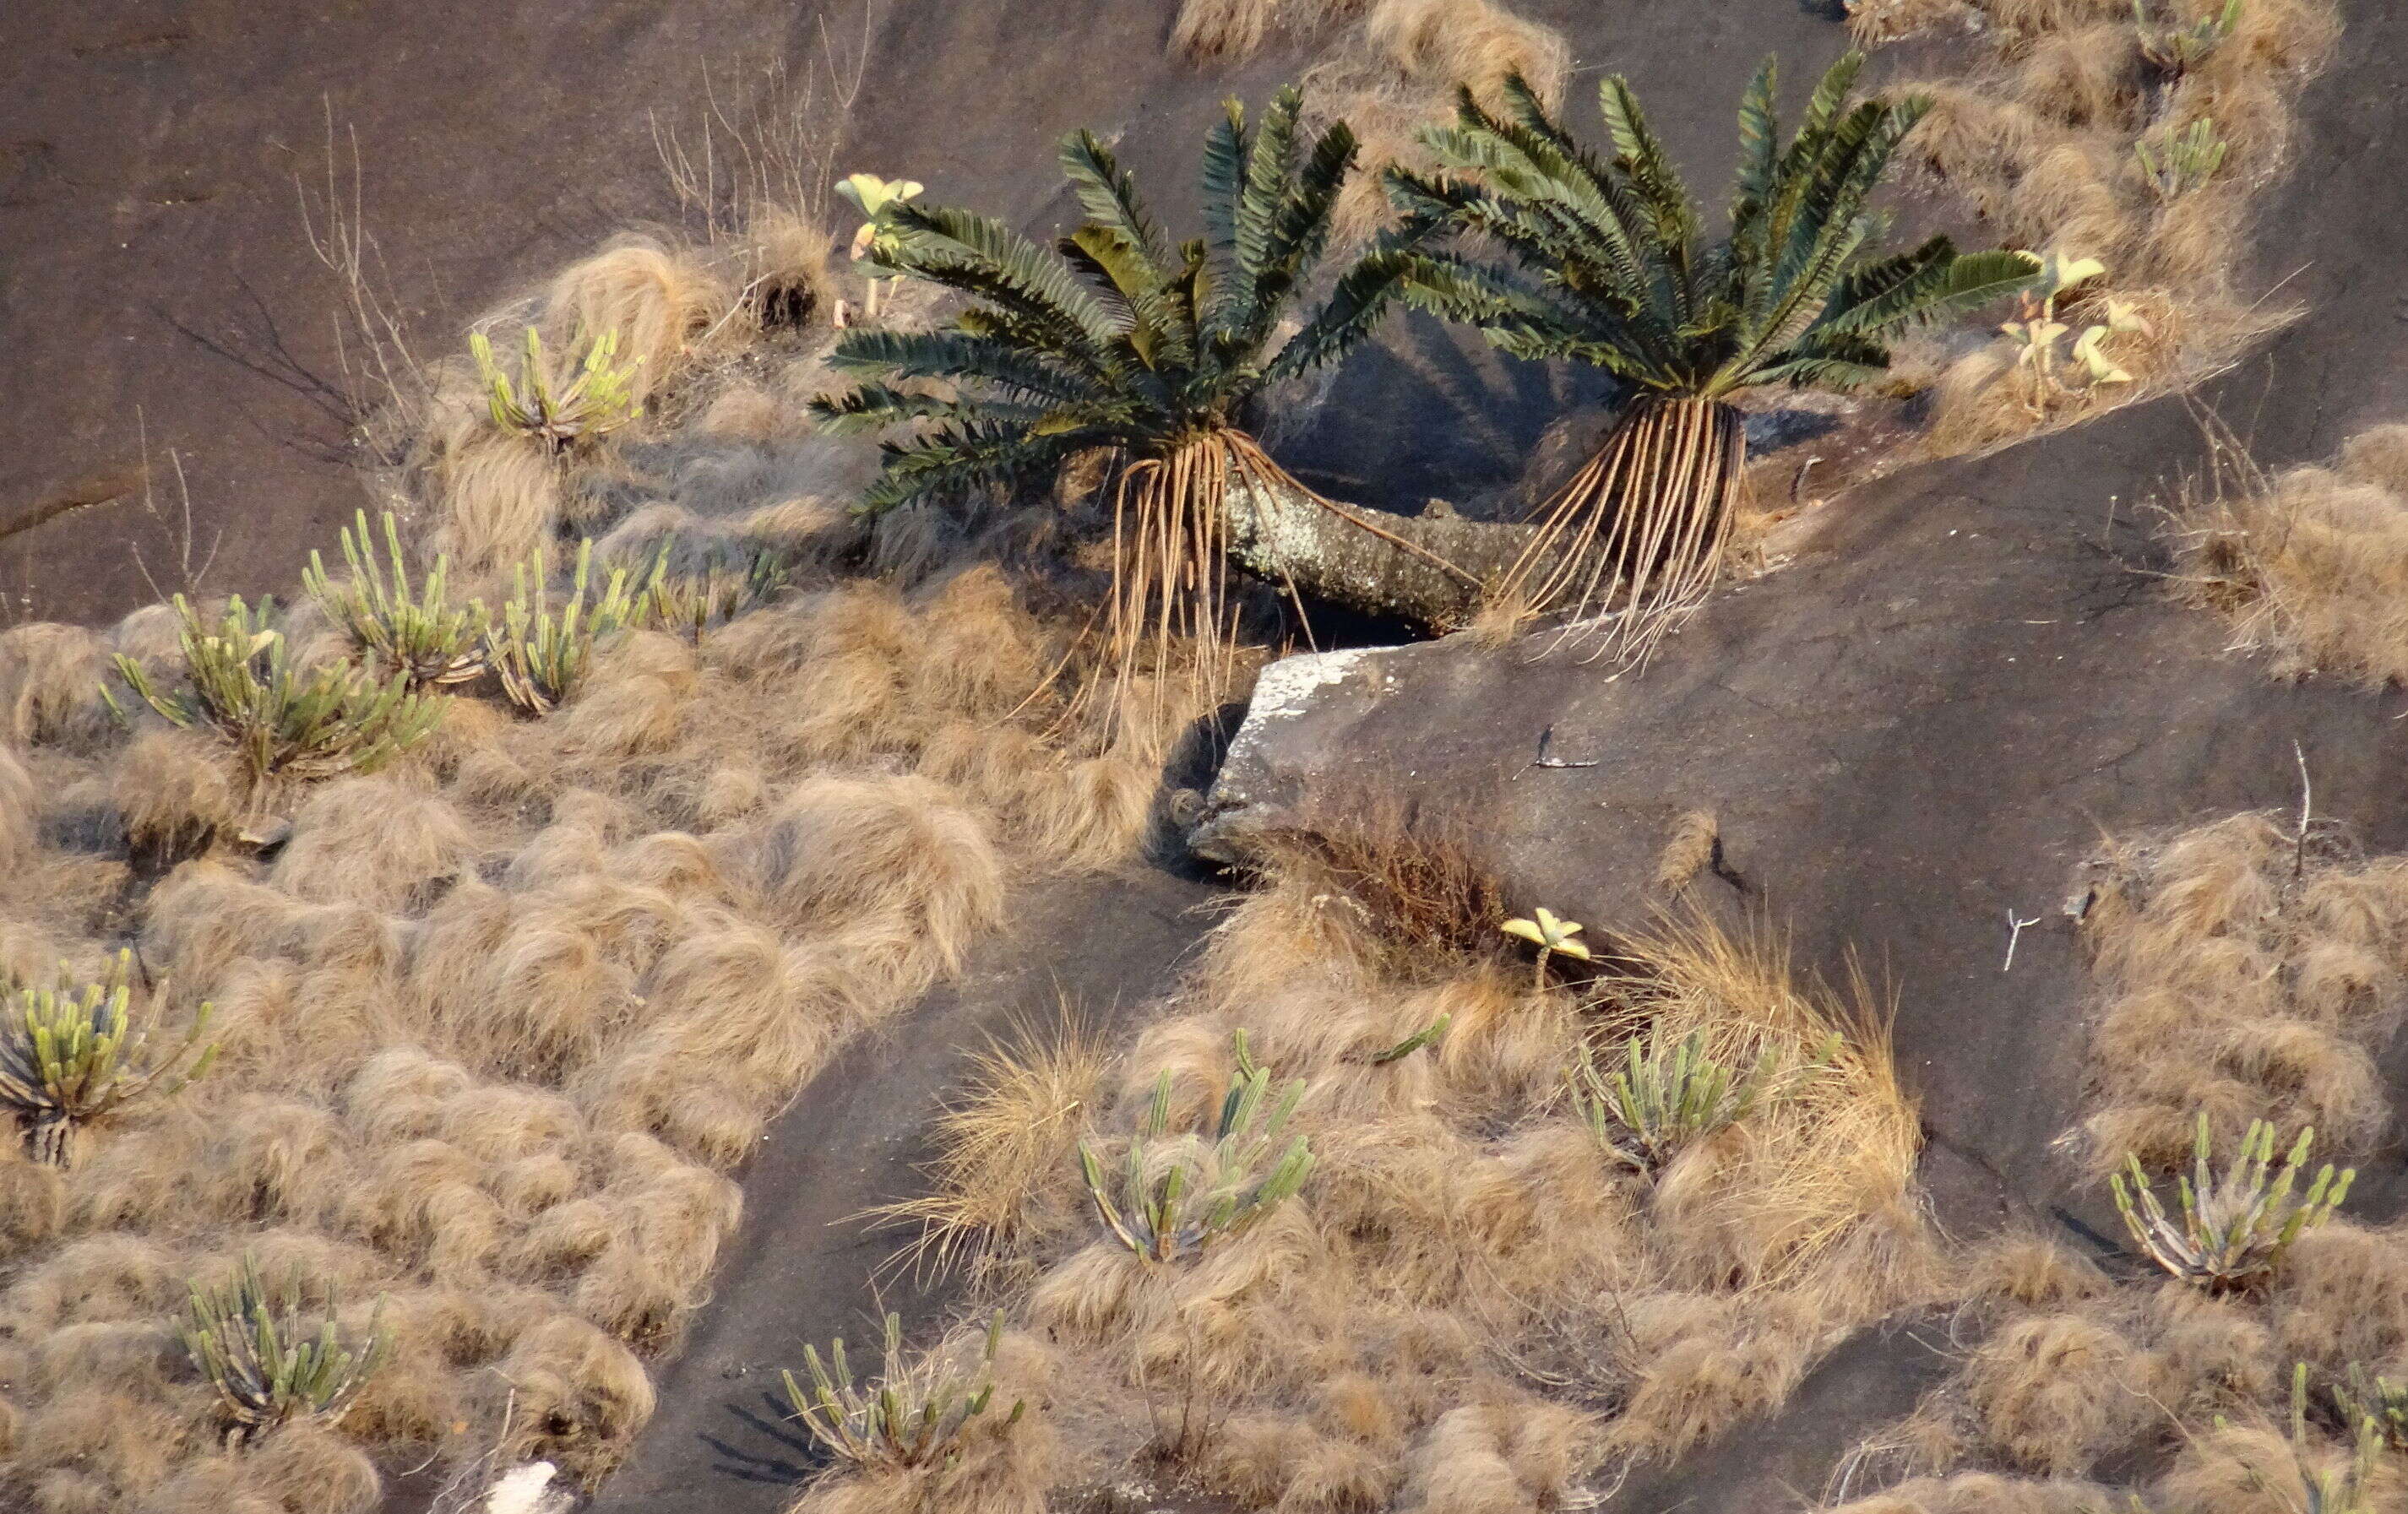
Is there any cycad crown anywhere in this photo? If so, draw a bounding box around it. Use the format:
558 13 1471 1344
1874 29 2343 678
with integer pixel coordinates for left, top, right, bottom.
812 87 1421 713
1388 53 2036 663
813 84 1412 513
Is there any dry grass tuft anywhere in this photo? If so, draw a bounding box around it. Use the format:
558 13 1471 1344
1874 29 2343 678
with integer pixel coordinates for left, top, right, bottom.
871 1010 1107 1289
538 238 729 409
1653 810 1721 898
1888 0 2338 457
2170 420 2408 687
2075 811 2408 1175
1235 796 1509 966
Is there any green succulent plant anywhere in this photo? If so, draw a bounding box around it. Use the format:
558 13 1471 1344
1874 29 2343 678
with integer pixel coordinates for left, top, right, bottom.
302 508 487 689
106 594 443 792
2111 1113 2352 1289
180 1253 389 1447
639 542 796 642
0 951 215 1166
486 538 663 714
1078 1060 1315 1264
472 325 644 452
2135 0 2244 75
1569 1025 1835 1173
780 1310 1025 1470
2134 116 2229 198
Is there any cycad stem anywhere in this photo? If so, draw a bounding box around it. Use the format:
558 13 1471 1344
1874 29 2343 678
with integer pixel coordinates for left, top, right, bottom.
1501 394 1746 669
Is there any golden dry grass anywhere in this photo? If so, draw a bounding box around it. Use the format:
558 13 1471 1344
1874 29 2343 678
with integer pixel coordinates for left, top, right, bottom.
0 221 1198 1513
831 845 1937 1511
1883 0 2340 459
2169 421 2408 687
869 1008 1109 1289
2075 811 2408 1175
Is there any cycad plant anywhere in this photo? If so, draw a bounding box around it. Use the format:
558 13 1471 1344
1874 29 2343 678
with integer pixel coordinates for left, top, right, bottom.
1078 1062 1316 1264
486 539 662 714
1389 55 2037 662
780 1310 1025 1471
2111 1113 2353 1290
302 509 487 688
0 952 215 1165
813 86 1420 704
180 1254 389 1447
471 325 644 453
108 594 443 792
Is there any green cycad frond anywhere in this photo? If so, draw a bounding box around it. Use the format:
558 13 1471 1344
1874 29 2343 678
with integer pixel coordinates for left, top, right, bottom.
815 85 1405 515
882 201 1125 357
824 329 1093 407
1060 129 1164 266
859 422 1084 515
1395 51 2036 404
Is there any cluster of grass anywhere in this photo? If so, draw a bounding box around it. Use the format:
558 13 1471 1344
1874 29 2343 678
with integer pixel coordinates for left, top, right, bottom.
0 216 1198 1514
853 824 1932 1512
2169 421 2408 688
1867 0 2340 456
1822 806 2408 1511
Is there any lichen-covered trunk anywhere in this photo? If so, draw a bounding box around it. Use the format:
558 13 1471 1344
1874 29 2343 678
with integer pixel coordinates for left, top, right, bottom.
1218 448 1554 632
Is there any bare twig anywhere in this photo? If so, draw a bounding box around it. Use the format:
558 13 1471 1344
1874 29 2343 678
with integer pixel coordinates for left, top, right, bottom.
2291 739 2312 880
1516 723 1601 779
2002 908 2043 972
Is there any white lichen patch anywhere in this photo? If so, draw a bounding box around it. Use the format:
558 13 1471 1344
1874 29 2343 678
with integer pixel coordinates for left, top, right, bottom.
1244 644 1389 726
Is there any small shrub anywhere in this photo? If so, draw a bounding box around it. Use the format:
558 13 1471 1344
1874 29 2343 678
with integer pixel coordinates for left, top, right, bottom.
2135 117 2229 199
780 1310 1023 1470
1569 1025 1835 1174
302 508 488 687
1501 907 1592 990
2111 1113 2352 1289
2000 255 2152 414
487 539 660 714
107 594 443 790
640 543 794 642
1079 1062 1314 1264
2335 1364 2408 1452
2135 0 2243 77
832 171 923 324
180 1253 389 1447
471 324 643 452
0 951 215 1165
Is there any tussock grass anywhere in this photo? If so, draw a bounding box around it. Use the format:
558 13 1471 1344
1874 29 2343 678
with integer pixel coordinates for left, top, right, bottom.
1882 0 2338 457
872 1009 1107 1289
2075 811 2408 1175
2169 421 2408 687
863 848 1933 1510
0 222 1203 1512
